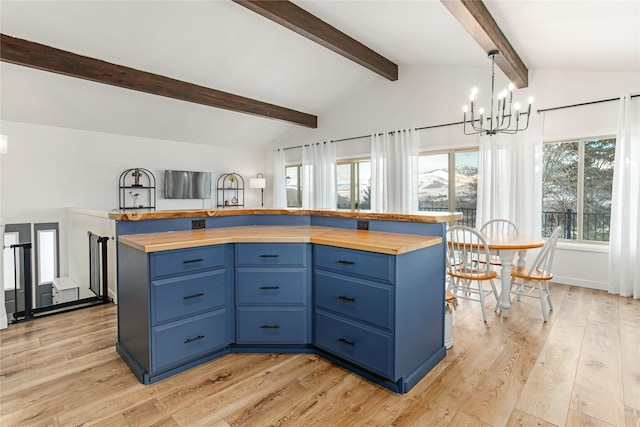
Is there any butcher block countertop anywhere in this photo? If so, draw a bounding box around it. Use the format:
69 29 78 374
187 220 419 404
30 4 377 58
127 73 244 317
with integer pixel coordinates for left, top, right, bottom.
109 208 461 224
117 225 443 256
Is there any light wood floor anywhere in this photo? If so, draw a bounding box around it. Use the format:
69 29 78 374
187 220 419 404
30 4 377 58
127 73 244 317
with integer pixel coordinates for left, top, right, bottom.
1 284 638 427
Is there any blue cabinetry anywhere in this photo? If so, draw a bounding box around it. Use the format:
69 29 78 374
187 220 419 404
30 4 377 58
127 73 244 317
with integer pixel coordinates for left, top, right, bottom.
235 243 311 346
116 243 234 384
313 244 446 393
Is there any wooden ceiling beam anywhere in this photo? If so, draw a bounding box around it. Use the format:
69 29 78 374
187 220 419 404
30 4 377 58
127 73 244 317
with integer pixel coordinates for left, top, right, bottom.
441 0 529 88
232 0 398 81
0 33 317 128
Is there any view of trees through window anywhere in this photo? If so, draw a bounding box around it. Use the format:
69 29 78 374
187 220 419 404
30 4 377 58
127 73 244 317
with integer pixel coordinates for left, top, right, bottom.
285 165 301 208
542 137 615 241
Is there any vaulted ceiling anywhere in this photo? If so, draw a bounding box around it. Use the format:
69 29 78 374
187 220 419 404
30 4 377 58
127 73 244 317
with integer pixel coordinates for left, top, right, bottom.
1 1 638 148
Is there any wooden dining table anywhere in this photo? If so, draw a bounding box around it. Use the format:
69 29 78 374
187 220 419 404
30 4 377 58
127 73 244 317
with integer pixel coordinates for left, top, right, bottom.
482 233 545 318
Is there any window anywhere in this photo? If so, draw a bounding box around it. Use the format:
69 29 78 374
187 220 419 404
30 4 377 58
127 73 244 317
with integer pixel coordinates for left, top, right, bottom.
418 150 478 226
285 165 301 208
337 160 371 210
542 137 615 242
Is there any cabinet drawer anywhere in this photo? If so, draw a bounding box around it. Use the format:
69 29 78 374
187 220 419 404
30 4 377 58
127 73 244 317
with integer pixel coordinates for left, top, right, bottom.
315 271 393 330
315 311 393 380
236 307 307 344
235 243 307 267
314 245 394 284
151 246 227 279
152 269 228 325
152 309 230 373
236 268 307 305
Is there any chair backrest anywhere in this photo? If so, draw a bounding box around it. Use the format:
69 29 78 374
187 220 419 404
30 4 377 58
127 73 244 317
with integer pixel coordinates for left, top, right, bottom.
446 225 493 276
527 226 562 278
480 219 519 236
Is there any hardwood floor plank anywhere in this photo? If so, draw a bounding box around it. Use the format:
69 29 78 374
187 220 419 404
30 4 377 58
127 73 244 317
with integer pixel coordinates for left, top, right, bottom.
505 408 557 426
514 285 591 426
0 287 634 427
618 296 640 415
570 292 625 426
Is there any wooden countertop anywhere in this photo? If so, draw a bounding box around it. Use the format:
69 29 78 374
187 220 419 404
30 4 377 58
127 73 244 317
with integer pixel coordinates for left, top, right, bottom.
108 208 461 224
118 225 442 255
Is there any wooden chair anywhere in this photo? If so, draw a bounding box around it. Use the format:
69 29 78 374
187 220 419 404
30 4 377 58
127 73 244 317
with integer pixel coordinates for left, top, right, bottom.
477 219 519 267
507 226 562 321
446 225 499 322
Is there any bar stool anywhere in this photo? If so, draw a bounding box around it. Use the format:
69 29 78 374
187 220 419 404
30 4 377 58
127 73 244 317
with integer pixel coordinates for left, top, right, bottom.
444 291 458 349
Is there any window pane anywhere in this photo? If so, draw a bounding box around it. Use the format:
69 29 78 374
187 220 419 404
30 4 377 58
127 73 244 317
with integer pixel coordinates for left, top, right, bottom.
3 232 19 291
454 151 478 227
336 163 351 209
542 141 579 239
583 138 615 241
38 229 57 284
285 166 300 208
418 154 449 211
356 161 371 210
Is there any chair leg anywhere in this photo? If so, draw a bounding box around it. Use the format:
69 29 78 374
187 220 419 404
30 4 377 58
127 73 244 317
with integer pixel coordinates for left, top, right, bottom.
476 280 488 322
544 282 553 311
537 280 548 322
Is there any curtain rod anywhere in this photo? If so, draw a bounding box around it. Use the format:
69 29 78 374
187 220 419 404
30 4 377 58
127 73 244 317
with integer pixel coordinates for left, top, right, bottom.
537 93 639 114
280 120 470 151
279 93 638 151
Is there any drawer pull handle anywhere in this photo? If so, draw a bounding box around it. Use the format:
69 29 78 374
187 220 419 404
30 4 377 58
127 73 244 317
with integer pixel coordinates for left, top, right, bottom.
260 324 280 329
338 337 355 346
338 295 355 303
338 260 355 265
183 258 204 264
259 286 280 290
183 292 204 300
259 254 280 258
184 335 205 344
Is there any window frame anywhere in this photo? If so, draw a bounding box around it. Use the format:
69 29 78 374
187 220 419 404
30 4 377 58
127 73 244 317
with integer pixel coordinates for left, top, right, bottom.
285 164 302 208
418 147 478 227
336 157 371 210
542 135 616 244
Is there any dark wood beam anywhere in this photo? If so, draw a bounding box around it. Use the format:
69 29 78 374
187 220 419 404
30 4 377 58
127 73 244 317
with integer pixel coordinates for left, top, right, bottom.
441 0 528 88
232 0 398 81
0 33 317 128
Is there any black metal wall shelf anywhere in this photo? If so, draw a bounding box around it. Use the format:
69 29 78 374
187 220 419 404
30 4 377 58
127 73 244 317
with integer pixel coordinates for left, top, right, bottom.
216 173 244 208
119 168 156 210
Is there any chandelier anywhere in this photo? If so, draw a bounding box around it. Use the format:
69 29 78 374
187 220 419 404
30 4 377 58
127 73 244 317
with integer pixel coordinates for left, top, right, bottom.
463 50 533 136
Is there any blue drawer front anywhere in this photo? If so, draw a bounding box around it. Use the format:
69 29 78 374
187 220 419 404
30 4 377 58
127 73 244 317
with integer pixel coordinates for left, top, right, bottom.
152 269 228 325
235 243 307 267
236 268 307 305
152 309 230 373
315 311 393 379
151 245 227 279
314 245 394 284
315 270 393 330
236 307 307 344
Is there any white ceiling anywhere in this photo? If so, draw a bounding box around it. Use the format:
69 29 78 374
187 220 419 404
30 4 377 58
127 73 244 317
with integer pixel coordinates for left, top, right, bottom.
1 0 638 148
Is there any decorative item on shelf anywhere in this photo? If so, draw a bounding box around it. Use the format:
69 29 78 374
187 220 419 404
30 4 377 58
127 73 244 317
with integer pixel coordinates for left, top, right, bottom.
216 173 244 208
462 50 533 136
249 173 266 207
118 168 156 210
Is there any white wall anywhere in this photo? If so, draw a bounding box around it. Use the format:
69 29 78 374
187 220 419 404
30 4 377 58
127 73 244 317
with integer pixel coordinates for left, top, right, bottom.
272 65 640 290
0 121 269 291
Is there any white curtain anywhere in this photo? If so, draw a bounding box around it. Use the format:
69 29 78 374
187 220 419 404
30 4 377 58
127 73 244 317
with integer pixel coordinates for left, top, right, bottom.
272 149 287 208
609 94 640 299
370 129 419 212
476 118 543 237
301 142 336 209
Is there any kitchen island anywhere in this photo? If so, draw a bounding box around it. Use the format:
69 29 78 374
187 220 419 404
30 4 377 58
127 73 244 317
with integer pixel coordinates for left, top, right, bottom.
112 209 460 393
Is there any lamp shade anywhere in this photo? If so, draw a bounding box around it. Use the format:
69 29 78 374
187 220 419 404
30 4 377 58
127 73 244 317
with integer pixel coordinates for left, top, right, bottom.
249 178 266 189
0 135 7 154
